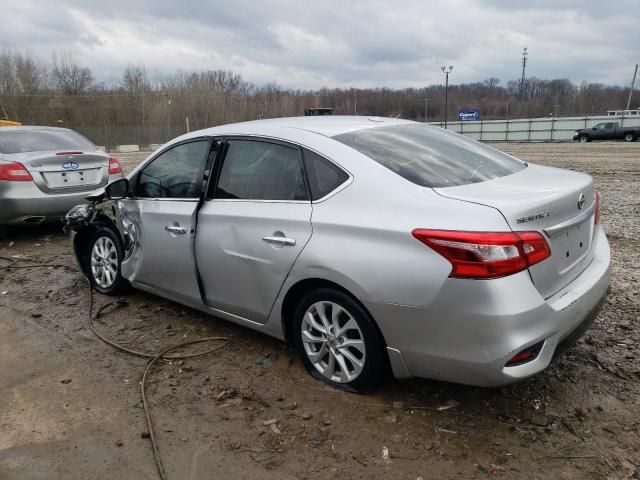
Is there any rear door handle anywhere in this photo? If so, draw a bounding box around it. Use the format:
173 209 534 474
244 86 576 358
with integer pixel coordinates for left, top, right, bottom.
165 225 187 235
262 236 296 246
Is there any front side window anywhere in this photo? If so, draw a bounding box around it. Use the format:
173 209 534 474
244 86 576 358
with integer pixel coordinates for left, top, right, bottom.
136 140 210 198
593 123 606 130
333 124 526 188
213 140 307 201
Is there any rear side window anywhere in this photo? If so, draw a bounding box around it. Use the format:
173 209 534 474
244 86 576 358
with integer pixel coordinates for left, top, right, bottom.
333 124 526 188
136 140 210 198
302 149 349 200
0 129 96 154
214 140 307 201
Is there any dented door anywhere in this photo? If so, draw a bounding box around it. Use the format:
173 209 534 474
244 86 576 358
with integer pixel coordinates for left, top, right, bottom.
194 138 312 323
118 138 215 304
195 200 312 323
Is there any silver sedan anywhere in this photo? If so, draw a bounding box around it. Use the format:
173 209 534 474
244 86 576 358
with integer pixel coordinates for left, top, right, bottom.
0 126 124 225
66 116 610 392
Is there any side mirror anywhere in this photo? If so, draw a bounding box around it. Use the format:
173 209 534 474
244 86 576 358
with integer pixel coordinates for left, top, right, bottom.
105 178 129 200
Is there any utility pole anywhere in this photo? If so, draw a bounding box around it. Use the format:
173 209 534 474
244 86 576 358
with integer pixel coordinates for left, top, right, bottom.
441 66 453 128
519 47 528 100
424 98 428 122
626 64 638 111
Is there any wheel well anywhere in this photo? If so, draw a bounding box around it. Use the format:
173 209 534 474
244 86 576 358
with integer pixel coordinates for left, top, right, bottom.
280 278 387 348
72 216 119 276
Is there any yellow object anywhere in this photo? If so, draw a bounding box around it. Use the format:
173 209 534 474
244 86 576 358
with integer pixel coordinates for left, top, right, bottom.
0 120 21 127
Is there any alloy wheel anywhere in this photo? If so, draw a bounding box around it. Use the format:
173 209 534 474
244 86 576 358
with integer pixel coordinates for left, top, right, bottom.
90 236 118 288
300 301 366 383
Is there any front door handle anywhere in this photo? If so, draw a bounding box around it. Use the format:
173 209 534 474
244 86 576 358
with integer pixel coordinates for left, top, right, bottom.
262 236 296 246
165 224 187 235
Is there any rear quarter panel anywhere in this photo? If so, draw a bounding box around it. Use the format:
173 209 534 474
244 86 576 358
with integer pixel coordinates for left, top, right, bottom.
267 137 515 333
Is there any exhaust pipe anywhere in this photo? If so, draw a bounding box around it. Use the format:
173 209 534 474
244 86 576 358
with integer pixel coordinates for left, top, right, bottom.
19 216 46 225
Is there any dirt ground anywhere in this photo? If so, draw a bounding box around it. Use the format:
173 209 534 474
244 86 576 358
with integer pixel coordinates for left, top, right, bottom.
1 142 639 480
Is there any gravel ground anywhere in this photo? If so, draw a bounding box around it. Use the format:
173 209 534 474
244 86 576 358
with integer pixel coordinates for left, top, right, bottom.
0 142 638 479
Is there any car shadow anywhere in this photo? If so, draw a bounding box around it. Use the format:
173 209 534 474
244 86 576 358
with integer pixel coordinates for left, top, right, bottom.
0 222 66 242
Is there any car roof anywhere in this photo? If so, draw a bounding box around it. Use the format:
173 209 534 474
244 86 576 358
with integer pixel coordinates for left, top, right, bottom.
0 125 75 133
179 115 417 141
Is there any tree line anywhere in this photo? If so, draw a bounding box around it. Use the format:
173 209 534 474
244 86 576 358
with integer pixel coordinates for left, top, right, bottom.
0 49 634 148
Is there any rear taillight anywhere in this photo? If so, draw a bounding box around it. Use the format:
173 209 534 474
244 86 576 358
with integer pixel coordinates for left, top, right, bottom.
0 162 33 181
412 229 551 279
108 157 123 175
594 190 600 225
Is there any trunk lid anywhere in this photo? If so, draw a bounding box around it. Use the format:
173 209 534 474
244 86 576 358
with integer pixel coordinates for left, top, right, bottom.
435 163 597 298
6 150 110 193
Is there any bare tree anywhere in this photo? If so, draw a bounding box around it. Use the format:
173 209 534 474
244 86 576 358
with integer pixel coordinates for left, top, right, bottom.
121 63 150 95
51 51 93 95
0 48 16 95
14 52 47 95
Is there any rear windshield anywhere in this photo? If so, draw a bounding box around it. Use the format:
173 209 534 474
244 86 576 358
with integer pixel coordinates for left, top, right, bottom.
332 124 526 188
0 129 96 154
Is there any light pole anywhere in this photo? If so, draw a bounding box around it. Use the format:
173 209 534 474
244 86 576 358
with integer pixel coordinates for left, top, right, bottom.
424 98 428 122
163 92 171 140
441 66 453 128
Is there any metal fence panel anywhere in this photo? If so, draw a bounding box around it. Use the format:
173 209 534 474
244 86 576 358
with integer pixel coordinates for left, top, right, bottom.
433 115 640 142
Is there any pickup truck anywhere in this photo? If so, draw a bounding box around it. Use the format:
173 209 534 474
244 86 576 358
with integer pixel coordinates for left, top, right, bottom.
573 122 640 142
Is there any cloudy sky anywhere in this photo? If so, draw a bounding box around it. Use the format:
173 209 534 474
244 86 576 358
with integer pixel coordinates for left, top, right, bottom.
3 0 638 89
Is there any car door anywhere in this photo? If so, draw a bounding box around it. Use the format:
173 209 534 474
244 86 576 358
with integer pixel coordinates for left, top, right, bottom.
119 138 215 304
604 122 619 139
195 138 312 323
590 123 607 140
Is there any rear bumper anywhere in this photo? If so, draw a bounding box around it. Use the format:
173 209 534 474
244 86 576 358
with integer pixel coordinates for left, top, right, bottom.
367 226 611 387
0 178 117 224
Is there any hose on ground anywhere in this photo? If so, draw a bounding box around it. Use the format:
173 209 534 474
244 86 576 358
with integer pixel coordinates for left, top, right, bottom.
0 255 229 480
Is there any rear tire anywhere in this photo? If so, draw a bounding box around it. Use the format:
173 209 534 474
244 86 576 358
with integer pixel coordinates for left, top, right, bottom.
84 224 128 295
624 133 636 142
292 288 388 394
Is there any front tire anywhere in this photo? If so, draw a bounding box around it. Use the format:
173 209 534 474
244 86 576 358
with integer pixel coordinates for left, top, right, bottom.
85 224 128 295
292 288 388 393
579 135 589 143
624 133 636 142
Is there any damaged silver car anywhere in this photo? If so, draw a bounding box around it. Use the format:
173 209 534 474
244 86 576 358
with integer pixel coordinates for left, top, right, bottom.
65 116 611 393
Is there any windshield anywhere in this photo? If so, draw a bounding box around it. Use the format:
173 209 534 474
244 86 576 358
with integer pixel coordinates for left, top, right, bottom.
0 129 96 154
332 124 526 188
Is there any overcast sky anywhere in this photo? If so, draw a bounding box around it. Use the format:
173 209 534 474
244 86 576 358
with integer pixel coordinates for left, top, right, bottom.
3 0 638 89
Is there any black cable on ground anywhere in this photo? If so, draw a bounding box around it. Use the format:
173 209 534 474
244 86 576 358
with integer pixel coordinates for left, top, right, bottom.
0 256 18 269
1 256 229 480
